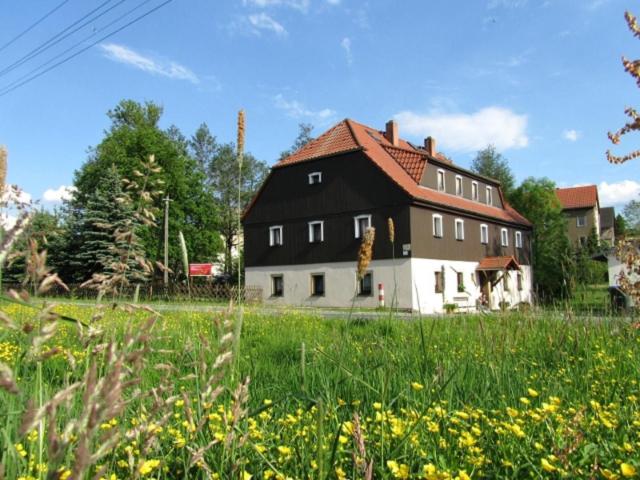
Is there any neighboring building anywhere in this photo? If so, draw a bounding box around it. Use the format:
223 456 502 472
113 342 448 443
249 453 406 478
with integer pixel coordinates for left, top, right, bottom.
243 119 533 314
599 206 615 245
556 185 601 247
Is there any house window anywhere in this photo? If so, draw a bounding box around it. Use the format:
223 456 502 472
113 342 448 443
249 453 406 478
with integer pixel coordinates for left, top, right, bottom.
358 271 373 296
486 186 493 206
455 175 463 196
308 172 322 185
577 215 586 227
480 224 489 245
311 273 325 296
472 181 479 201
434 271 443 293
271 275 284 297
308 221 324 243
433 214 443 238
579 236 587 247
457 272 464 292
437 169 445 192
454 218 464 241
515 231 523 249
517 272 523 291
354 214 372 239
269 225 283 246
501 228 509 247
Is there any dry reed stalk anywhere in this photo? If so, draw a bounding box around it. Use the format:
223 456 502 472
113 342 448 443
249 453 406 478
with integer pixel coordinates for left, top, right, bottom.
387 217 395 243
357 227 375 279
351 412 373 480
237 110 245 167
0 145 6 190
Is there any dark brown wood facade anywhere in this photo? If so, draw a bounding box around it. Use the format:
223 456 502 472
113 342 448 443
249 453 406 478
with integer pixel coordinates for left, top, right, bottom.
244 150 532 268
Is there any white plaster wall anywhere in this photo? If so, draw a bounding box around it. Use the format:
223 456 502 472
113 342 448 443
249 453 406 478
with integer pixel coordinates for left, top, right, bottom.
410 259 533 314
245 259 413 309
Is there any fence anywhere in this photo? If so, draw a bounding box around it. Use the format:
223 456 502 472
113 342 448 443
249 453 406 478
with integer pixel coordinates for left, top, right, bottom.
2 282 263 304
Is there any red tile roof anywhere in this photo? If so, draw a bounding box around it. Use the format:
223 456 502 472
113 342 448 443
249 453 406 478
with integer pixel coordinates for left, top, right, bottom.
477 256 521 271
555 185 599 209
271 119 531 227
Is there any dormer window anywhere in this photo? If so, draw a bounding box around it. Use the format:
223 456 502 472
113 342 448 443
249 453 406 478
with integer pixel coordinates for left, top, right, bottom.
354 214 372 239
472 181 479 201
486 186 493 206
455 175 463 197
269 225 283 246
437 169 445 192
308 172 322 185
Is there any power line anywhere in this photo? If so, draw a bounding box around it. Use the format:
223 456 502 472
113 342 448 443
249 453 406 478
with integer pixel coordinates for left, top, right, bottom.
0 0 118 78
0 0 156 94
0 0 70 54
0 0 174 98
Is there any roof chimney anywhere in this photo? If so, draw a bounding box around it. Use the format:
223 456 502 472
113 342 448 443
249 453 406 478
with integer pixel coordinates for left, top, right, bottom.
425 136 436 156
384 120 399 147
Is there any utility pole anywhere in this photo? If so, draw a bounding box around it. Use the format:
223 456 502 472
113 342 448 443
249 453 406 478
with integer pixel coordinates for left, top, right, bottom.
163 195 171 286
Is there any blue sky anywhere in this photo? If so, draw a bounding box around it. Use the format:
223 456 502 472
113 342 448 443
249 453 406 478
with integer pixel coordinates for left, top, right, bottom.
1 0 639 210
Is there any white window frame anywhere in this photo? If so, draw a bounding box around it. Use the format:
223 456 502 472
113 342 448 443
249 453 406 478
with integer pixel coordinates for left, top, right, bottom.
576 215 586 227
433 214 443 238
271 274 284 297
354 214 372 239
310 273 325 296
480 224 489 245
269 225 283 246
501 228 509 247
308 221 324 243
486 186 493 206
515 231 523 249
308 172 322 185
471 181 479 201
437 169 446 192
454 218 465 241
455 175 463 197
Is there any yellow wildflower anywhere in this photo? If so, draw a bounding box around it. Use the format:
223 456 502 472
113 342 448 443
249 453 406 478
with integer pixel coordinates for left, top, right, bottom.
541 458 556 472
411 382 425 391
139 459 161 476
621 463 637 478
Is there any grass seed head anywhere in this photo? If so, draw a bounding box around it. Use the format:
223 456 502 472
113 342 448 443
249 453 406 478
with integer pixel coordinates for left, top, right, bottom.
357 227 375 279
387 217 395 243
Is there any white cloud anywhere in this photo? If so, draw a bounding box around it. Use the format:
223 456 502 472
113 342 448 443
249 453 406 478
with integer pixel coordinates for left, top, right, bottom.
243 0 309 11
100 43 199 84
597 180 640 207
248 13 288 36
43 185 77 203
274 94 336 123
341 37 352 65
563 129 580 142
394 107 529 152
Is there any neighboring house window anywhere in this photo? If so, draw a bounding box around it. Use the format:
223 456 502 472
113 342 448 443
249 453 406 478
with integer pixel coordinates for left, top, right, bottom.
437 169 446 192
269 225 283 246
579 236 587 247
517 272 523 291
471 181 479 201
308 172 322 185
354 214 372 239
455 175 463 196
311 273 325 296
515 231 523 249
434 271 443 293
308 221 324 243
457 272 464 292
486 186 493 206
433 214 443 238
271 275 284 297
358 271 373 296
577 215 586 227
501 228 509 247
480 224 489 245
454 218 465 240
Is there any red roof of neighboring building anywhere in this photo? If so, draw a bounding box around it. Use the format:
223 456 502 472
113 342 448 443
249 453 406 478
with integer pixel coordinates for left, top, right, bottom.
477 256 521 271
268 119 531 227
555 185 599 210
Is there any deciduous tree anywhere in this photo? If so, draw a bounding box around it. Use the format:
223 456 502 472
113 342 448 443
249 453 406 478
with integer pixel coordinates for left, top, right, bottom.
470 145 516 200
